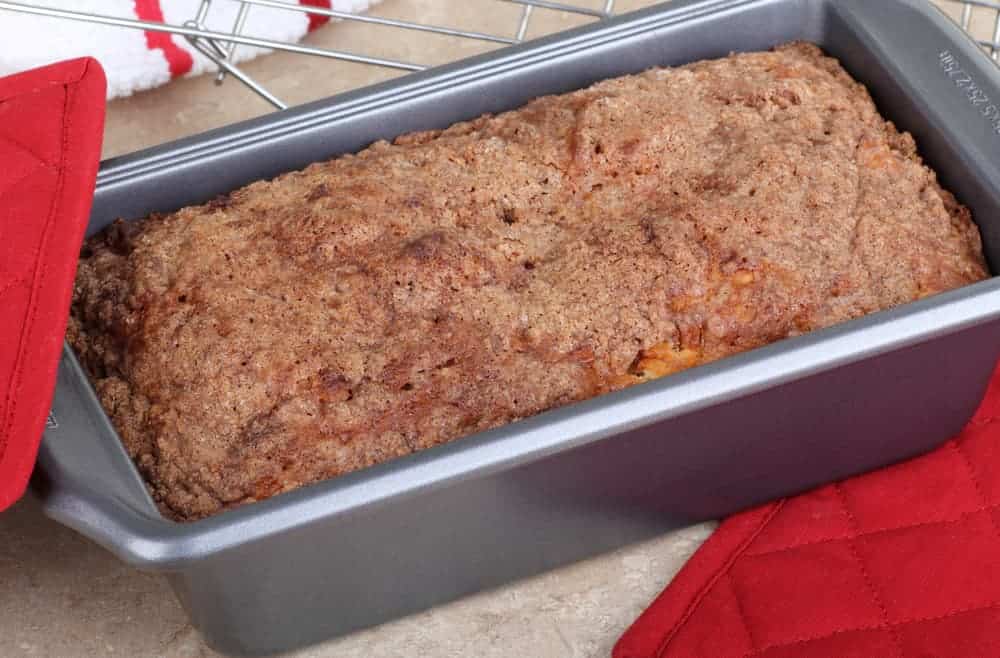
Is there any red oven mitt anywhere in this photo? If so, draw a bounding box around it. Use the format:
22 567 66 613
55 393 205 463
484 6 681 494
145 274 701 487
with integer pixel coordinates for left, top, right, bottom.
0 58 106 512
616 362 1000 658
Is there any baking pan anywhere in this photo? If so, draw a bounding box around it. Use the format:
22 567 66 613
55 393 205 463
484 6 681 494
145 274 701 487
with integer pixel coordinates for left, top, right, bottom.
35 0 1000 654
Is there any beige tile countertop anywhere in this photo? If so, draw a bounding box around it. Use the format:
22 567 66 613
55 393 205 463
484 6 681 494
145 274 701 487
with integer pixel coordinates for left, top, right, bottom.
0 1 992 656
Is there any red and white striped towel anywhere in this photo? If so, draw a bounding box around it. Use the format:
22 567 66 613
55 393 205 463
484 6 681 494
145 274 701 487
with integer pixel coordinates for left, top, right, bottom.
0 1 378 99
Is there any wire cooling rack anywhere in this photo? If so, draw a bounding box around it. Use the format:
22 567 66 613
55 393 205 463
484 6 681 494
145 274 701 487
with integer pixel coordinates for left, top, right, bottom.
0 0 616 109
0 0 996 111
944 0 1000 53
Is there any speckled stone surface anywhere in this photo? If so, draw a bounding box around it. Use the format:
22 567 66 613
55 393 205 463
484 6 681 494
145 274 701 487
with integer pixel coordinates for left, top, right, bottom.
2 496 714 657
0 1 982 656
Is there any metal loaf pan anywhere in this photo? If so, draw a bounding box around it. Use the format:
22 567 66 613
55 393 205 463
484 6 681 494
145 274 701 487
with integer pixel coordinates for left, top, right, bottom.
36 0 1000 654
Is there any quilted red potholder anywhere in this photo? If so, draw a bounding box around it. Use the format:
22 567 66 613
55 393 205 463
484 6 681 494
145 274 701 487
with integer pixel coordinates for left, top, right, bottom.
0 58 106 512
615 362 1000 658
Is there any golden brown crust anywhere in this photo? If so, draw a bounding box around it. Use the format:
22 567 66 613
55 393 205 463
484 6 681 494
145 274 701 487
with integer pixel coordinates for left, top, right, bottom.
69 43 988 520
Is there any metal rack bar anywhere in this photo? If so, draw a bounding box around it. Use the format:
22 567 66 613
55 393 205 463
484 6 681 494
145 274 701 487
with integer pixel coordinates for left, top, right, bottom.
215 1 250 84
499 0 608 18
952 0 1000 10
993 7 1000 57
516 5 534 41
239 0 518 44
189 30 288 108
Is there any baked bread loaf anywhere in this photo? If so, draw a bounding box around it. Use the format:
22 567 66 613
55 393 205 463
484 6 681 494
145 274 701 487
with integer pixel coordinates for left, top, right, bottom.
69 43 988 521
